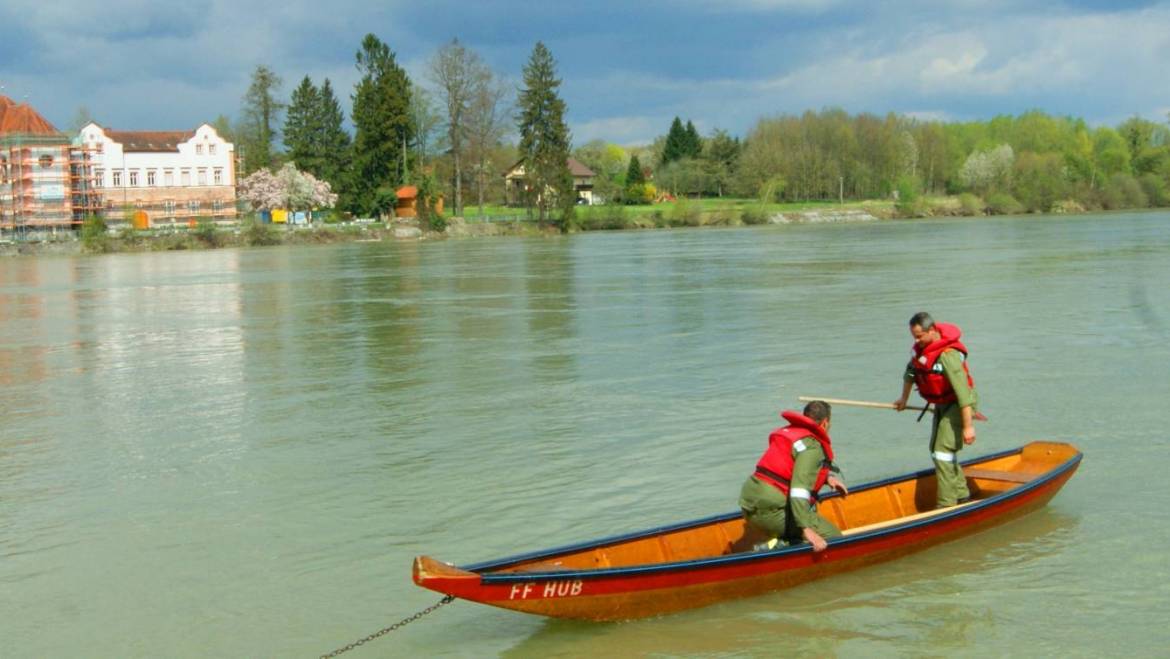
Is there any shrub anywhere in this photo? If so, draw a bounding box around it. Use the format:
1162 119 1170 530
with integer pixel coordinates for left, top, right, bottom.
986 192 1024 215
574 204 631 231
740 206 770 225
1138 173 1167 208
242 218 280 246
664 199 701 227
80 215 109 253
1102 174 1148 210
958 193 985 215
192 217 219 247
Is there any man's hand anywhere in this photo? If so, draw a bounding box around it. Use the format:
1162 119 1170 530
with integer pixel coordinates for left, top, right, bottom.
827 475 848 496
963 426 976 445
893 397 908 411
803 527 828 552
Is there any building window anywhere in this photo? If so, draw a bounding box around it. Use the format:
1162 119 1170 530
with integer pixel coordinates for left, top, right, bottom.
213 168 223 186
113 170 122 187
212 199 223 212
147 170 156 186
181 169 191 186
209 144 217 155
164 169 174 186
94 168 104 187
129 170 139 187
39 154 54 168
187 200 200 212
195 144 203 155
197 168 207 186
164 200 176 215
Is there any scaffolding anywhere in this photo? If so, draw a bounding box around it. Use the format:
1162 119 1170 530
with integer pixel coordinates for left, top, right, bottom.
1 96 103 240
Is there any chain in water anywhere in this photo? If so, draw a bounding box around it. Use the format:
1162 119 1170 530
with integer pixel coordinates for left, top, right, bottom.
320 595 455 658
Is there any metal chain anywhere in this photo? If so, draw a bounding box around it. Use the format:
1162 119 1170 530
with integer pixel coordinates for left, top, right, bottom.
320 595 455 658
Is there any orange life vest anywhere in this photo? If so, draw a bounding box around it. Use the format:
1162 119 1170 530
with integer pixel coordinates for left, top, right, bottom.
753 411 835 502
911 322 975 405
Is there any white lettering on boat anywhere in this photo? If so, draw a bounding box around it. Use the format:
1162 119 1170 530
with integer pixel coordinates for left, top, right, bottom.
508 580 583 599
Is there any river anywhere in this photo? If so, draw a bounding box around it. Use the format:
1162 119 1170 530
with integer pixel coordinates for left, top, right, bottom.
2 211 1169 656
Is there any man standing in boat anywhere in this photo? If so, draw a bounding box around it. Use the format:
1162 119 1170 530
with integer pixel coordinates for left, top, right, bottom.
893 311 979 508
739 400 848 552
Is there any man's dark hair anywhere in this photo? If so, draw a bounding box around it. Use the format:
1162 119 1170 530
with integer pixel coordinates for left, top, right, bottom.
803 400 832 422
909 311 935 330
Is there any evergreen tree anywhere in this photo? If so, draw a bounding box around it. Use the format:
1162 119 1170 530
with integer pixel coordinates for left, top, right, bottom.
350 33 413 217
625 154 645 186
284 76 322 173
240 65 284 174
317 79 352 195
517 42 573 226
684 120 703 158
661 117 687 165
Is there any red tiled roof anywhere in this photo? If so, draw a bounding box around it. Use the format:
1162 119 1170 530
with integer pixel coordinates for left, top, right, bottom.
0 95 60 136
104 129 196 152
396 185 418 199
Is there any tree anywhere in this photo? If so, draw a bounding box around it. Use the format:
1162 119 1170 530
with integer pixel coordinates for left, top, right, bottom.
705 128 741 196
240 65 284 174
429 39 490 217
516 42 573 225
69 106 95 132
350 33 413 217
684 120 702 158
210 115 236 143
408 82 442 168
466 72 512 216
283 76 322 173
573 140 627 203
661 117 688 165
626 154 645 186
316 79 352 196
238 163 338 212
959 144 1014 193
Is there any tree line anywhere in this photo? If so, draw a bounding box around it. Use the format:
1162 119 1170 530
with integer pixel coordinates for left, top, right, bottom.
572 109 1170 214
228 35 574 225
224 33 1170 220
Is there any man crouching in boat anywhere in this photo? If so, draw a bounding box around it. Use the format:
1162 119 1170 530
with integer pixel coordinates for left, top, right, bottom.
738 400 848 552
893 311 979 509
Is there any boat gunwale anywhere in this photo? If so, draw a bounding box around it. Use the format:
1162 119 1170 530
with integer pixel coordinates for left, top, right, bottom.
462 445 1080 583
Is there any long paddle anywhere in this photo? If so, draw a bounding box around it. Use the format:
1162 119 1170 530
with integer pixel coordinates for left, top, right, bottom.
798 396 988 421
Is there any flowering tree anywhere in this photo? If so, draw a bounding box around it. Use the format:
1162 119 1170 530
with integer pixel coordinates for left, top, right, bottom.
238 163 338 212
959 144 1015 193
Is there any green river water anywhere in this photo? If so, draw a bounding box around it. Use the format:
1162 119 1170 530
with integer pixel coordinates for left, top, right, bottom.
3 212 1169 657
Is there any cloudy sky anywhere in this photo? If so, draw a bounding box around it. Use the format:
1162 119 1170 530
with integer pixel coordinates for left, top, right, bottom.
2 0 1168 145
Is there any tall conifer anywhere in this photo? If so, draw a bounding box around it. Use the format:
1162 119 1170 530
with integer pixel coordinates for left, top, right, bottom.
351 34 413 217
517 42 573 225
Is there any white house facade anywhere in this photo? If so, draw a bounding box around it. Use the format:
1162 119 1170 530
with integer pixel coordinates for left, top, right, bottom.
79 122 238 225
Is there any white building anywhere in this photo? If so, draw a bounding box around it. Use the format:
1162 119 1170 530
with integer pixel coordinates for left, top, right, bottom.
79 123 237 225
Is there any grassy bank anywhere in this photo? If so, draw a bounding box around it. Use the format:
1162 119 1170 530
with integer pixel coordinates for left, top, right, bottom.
4 195 1161 258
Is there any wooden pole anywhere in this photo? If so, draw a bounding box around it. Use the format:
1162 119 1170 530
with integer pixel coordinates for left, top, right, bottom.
798 396 988 421
798 396 927 412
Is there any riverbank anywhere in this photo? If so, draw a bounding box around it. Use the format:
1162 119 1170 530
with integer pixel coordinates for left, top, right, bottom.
1 195 1161 257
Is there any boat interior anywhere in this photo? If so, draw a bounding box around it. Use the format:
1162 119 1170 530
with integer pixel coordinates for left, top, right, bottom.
492 442 1077 574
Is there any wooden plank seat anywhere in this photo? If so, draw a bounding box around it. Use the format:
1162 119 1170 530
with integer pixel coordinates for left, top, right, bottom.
963 468 1037 483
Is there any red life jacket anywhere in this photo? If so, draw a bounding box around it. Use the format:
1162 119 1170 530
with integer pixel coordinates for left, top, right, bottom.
753 411 835 502
911 322 975 405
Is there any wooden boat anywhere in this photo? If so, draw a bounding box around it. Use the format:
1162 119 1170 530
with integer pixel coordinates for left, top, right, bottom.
413 441 1081 621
